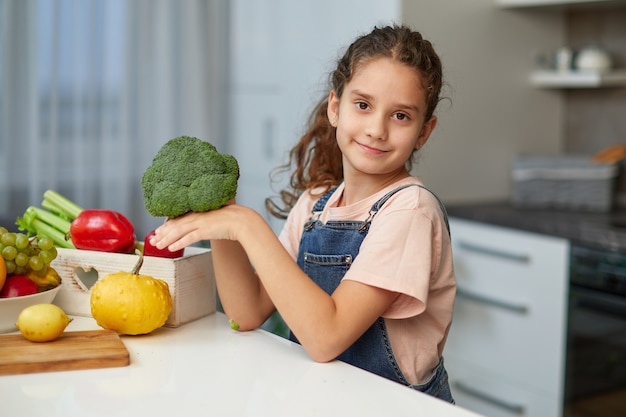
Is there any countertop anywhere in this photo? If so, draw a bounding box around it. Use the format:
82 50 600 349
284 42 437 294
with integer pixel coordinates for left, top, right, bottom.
446 201 626 252
0 313 482 417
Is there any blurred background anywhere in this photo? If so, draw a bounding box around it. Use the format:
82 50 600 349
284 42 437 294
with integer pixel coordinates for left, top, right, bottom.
1 0 625 237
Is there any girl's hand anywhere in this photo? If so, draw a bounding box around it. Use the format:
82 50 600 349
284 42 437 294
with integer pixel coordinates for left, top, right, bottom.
150 204 245 252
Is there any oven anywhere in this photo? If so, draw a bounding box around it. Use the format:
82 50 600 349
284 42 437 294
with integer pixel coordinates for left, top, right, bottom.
564 244 626 417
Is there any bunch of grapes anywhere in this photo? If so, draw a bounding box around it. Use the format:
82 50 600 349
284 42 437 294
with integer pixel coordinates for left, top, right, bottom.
0 227 58 277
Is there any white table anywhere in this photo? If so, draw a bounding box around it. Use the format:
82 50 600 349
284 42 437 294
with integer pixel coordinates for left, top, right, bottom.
0 313 483 417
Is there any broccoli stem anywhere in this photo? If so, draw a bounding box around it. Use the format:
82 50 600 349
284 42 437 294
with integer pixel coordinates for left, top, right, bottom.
42 189 84 221
15 206 76 249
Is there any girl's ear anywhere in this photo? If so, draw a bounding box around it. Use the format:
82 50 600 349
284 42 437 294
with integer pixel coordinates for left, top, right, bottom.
327 90 339 127
415 115 437 150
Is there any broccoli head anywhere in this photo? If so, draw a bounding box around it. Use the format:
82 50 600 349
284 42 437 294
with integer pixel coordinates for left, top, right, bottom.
141 136 240 218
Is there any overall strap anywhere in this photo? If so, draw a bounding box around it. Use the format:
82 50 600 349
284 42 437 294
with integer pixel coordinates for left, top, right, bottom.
304 187 337 230
304 184 450 236
312 187 337 212
359 184 450 236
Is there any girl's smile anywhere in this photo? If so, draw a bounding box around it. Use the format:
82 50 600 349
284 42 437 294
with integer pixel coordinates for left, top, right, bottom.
355 140 388 155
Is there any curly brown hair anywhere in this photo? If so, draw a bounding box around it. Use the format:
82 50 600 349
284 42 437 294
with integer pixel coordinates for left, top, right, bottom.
266 25 444 219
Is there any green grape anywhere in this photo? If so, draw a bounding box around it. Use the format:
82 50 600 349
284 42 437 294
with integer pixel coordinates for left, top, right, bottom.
14 265 27 275
2 245 17 261
29 255 44 271
15 233 29 250
34 265 48 277
5 260 16 274
39 249 57 265
23 247 34 258
15 252 29 267
38 236 54 251
1 232 16 247
0 227 7 236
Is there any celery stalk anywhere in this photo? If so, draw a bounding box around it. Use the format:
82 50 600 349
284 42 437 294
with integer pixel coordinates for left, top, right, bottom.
29 206 71 234
16 206 76 249
30 218 75 249
16 190 84 249
41 190 84 221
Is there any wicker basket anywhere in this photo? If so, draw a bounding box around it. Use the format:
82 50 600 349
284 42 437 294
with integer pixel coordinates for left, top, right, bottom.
511 155 618 212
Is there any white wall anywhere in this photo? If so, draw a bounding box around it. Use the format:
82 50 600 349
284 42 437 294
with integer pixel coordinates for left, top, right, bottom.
403 0 566 203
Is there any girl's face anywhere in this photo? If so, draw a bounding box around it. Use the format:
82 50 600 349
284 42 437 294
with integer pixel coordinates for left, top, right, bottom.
327 57 436 181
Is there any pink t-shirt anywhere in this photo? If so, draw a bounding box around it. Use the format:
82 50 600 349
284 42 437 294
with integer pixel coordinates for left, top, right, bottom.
278 177 456 384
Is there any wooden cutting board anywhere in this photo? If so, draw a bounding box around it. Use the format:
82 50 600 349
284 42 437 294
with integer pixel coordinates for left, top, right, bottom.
0 329 130 375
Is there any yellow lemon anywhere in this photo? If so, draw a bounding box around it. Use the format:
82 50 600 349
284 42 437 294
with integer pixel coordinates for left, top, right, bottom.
16 303 72 342
90 270 172 335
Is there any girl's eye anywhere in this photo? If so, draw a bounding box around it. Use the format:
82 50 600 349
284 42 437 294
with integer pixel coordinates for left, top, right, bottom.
394 112 409 121
355 101 369 110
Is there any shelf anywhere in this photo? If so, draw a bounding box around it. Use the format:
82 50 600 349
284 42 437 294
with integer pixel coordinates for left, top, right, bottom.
496 0 626 8
530 70 626 88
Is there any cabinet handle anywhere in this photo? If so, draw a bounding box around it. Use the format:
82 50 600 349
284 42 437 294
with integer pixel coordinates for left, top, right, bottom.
453 381 525 415
457 241 530 264
457 287 528 314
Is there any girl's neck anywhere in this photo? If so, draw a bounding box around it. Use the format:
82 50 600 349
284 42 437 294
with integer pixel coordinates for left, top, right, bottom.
339 170 410 207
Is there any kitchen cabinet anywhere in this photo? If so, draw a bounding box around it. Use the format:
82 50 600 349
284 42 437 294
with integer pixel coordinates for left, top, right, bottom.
445 218 570 417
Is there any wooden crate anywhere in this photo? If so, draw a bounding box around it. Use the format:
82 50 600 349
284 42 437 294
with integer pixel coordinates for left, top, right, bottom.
50 246 216 327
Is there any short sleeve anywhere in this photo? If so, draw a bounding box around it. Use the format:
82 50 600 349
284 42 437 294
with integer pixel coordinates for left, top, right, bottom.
342 189 448 319
277 190 318 260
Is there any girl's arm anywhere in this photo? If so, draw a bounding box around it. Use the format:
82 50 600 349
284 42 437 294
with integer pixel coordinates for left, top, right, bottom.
152 204 397 362
210 238 276 329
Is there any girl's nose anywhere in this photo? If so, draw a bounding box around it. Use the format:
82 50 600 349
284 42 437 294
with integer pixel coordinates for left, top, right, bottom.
364 113 387 140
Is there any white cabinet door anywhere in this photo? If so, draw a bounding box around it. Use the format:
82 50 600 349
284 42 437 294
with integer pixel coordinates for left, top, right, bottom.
229 0 282 89
446 218 569 417
447 357 562 417
230 92 287 232
229 92 282 186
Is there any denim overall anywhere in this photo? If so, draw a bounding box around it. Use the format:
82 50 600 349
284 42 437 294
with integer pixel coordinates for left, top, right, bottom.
289 184 454 403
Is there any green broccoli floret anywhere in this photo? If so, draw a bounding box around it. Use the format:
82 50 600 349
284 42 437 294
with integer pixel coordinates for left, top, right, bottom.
141 136 240 218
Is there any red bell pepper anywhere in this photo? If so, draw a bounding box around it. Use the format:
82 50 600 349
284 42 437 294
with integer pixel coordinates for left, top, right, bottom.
70 209 136 253
143 229 185 258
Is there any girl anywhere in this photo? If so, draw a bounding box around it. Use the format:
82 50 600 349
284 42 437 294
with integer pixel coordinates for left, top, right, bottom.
151 24 456 402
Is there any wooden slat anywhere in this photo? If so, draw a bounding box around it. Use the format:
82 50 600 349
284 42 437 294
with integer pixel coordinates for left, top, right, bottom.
0 330 129 375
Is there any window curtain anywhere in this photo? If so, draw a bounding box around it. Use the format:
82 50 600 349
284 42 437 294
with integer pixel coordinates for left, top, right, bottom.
0 0 230 237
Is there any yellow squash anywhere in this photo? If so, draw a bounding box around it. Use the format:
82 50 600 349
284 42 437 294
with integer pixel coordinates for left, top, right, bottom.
90 251 172 335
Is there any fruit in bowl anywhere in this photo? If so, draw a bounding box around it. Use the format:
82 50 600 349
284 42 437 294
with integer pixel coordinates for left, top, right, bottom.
0 247 64 333
0 274 39 298
0 282 63 333
0 228 65 333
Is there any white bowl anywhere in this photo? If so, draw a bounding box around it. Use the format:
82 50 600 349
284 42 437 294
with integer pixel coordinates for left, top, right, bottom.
0 283 63 333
